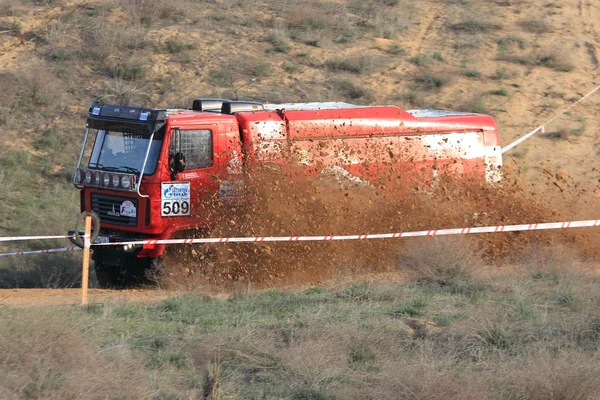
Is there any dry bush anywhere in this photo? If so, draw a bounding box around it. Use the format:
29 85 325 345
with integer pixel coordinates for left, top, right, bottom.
519 18 552 34
348 0 414 38
495 351 600 400
0 65 64 111
330 78 369 101
399 236 486 284
0 255 81 288
122 0 186 26
497 48 575 72
81 17 147 60
449 19 503 34
335 356 487 399
0 0 19 16
207 55 271 99
511 243 582 276
284 1 355 44
411 67 454 91
97 77 149 106
325 55 376 74
0 309 150 399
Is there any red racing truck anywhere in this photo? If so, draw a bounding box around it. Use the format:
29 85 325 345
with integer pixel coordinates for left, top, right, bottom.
71 99 502 287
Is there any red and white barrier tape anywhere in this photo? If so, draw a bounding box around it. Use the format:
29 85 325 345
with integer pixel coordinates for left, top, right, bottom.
0 235 71 242
502 84 600 154
0 247 81 258
2 219 598 257
92 219 600 247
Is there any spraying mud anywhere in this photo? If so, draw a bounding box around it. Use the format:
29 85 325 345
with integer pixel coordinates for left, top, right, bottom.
152 159 600 290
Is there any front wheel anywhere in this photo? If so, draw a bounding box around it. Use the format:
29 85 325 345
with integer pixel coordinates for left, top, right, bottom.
93 251 153 288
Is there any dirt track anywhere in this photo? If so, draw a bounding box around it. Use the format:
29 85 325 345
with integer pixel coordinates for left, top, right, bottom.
0 269 411 307
0 288 171 307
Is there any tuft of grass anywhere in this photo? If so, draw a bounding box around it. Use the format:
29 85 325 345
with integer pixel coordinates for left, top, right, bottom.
491 67 520 80
386 43 406 55
497 35 528 50
324 55 373 74
450 19 502 33
390 298 428 317
520 18 551 34
332 79 368 100
535 53 575 72
464 69 481 78
487 87 509 96
400 236 487 297
166 39 195 54
412 69 452 90
497 51 575 72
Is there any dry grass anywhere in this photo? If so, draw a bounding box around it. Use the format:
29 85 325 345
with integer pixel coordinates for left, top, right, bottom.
4 247 600 398
399 236 486 283
0 308 150 399
496 352 600 400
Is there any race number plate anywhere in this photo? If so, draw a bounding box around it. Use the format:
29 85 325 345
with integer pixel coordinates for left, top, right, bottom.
161 182 191 217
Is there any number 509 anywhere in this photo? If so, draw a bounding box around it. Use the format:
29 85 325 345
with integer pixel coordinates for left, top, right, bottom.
162 200 190 216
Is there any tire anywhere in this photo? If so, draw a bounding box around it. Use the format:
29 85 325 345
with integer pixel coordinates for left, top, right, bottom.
94 267 122 289
93 251 152 289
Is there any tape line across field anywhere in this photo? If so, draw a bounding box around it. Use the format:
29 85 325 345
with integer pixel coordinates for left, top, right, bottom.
0 219 598 257
91 219 600 246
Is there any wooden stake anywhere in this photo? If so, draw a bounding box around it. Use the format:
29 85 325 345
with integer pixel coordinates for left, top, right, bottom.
81 215 92 306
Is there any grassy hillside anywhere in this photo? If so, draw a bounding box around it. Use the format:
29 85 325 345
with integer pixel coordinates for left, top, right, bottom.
3 249 600 398
0 0 599 284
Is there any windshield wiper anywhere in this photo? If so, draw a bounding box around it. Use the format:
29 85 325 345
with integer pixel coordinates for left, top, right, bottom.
119 166 141 174
88 163 120 172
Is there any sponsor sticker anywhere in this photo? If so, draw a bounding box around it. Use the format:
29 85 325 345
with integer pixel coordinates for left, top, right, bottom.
139 112 149 121
92 106 101 115
219 180 244 200
94 235 109 244
120 200 137 218
161 182 191 216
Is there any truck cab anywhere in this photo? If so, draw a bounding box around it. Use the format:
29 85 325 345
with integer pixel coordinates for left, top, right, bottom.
73 102 244 286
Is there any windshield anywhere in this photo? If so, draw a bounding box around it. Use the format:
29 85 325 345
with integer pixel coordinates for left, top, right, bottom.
87 130 162 175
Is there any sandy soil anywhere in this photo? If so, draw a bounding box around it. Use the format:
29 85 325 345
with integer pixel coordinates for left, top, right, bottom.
0 269 410 307
0 288 171 307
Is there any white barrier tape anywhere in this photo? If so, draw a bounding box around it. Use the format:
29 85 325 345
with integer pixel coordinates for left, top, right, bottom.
0 247 81 258
502 84 600 154
0 235 71 242
92 219 600 247
84 233 91 249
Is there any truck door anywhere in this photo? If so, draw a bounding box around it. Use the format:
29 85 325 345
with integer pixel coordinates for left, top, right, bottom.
163 127 219 225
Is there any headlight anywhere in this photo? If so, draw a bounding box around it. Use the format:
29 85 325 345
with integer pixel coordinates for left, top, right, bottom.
94 171 101 185
121 175 131 189
112 174 120 187
85 170 92 184
76 169 82 183
103 173 110 186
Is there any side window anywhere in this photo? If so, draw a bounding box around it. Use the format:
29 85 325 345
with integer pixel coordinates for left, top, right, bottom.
170 129 213 170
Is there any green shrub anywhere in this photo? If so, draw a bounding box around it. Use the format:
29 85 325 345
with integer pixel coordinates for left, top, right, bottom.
450 20 502 33
325 56 373 74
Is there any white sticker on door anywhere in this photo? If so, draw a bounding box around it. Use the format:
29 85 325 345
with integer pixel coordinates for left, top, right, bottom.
161 182 191 216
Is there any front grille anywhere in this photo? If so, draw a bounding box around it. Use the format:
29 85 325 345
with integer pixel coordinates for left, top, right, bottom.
91 193 138 227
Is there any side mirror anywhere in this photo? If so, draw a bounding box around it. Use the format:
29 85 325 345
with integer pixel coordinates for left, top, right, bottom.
174 152 185 173
170 128 185 179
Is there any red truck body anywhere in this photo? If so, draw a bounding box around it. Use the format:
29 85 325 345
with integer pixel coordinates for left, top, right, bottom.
72 100 502 286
